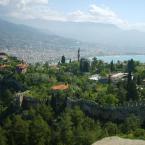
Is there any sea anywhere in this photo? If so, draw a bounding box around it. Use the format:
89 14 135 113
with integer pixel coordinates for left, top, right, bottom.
96 55 145 63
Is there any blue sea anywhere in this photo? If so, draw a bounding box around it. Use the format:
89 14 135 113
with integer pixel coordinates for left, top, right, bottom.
96 55 145 63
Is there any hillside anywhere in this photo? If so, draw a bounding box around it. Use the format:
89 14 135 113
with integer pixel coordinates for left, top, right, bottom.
0 19 83 50
1 19 145 62
0 19 100 62
0 54 145 145
25 20 145 54
2 19 145 63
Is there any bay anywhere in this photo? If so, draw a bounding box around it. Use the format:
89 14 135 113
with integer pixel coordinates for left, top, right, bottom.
96 55 145 63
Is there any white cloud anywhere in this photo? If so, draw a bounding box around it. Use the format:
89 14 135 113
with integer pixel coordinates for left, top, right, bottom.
128 23 145 31
2 0 50 20
0 1 126 26
89 4 117 18
68 5 129 28
0 0 48 7
16 0 48 8
8 0 65 21
1 1 145 31
0 0 10 6
67 10 89 22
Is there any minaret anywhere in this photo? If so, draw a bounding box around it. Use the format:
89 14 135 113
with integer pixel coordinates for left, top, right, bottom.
78 48 80 62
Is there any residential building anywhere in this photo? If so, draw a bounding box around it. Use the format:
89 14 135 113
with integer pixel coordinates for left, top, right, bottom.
51 84 69 91
0 64 9 71
16 63 29 73
0 52 8 60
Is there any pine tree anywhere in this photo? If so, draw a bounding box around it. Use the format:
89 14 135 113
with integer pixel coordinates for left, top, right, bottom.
127 79 138 100
61 55 65 64
78 48 80 62
110 60 115 72
127 59 135 73
80 58 90 73
0 127 7 145
29 116 51 145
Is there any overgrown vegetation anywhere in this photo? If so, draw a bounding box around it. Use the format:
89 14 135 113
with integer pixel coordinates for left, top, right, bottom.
0 55 145 145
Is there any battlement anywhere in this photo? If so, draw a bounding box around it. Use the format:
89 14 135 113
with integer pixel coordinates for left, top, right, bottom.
14 93 145 121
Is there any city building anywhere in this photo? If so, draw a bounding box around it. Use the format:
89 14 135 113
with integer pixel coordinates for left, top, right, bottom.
110 73 128 82
89 74 101 81
0 52 8 60
0 64 9 71
51 84 69 91
16 63 29 73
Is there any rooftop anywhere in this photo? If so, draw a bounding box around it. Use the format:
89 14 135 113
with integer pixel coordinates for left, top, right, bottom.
110 72 128 79
0 52 7 56
0 64 10 68
51 84 69 91
16 63 29 69
89 74 101 81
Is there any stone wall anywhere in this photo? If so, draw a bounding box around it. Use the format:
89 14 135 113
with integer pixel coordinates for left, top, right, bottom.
66 98 145 121
15 93 145 121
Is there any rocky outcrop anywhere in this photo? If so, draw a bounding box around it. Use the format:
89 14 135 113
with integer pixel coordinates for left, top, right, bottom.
92 136 145 145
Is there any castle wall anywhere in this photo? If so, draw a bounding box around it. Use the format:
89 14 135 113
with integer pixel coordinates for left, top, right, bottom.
14 93 145 121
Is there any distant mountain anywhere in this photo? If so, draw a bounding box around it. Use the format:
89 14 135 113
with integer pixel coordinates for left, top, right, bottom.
0 18 145 63
0 19 84 50
0 19 102 62
24 19 145 54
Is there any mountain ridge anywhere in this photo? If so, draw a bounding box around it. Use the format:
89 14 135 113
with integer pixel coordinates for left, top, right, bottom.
21 19 145 53
0 19 101 63
0 18 83 50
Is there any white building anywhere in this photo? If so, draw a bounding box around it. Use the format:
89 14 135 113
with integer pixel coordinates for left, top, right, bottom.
0 52 8 60
89 74 101 81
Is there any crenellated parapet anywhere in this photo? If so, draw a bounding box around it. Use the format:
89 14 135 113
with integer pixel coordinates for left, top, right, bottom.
66 98 145 121
14 93 145 121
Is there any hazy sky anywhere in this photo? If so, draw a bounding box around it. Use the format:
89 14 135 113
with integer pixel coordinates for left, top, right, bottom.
0 0 145 30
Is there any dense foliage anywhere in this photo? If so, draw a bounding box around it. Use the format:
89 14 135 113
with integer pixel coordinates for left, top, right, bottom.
0 55 145 145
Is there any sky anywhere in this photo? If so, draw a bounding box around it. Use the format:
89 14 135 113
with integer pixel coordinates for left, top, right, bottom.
0 0 145 31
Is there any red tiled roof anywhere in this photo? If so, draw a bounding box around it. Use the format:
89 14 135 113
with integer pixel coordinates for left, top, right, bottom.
0 64 9 68
51 84 69 91
16 64 29 69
